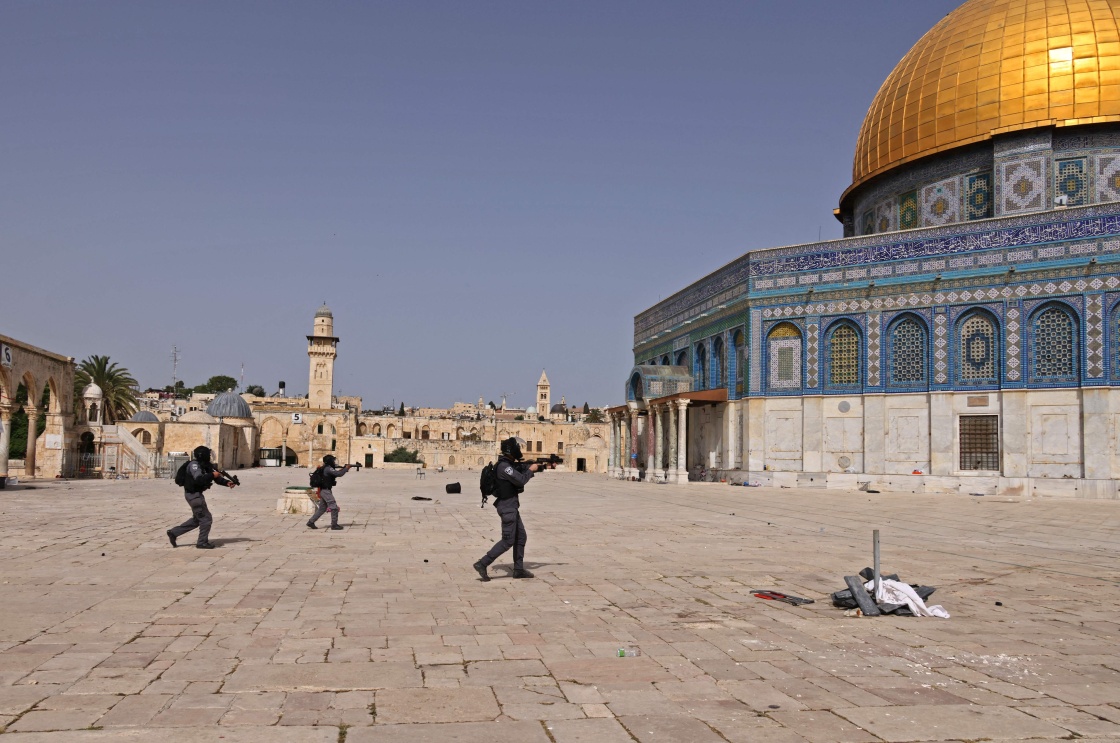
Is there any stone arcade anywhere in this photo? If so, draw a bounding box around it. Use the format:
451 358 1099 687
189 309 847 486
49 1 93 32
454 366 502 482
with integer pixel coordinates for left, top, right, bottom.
611 0 1120 498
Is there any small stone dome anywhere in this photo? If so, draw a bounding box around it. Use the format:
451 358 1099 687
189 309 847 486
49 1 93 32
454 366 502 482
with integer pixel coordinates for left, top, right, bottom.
82 382 103 399
315 302 333 318
206 391 253 419
129 411 159 423
526 405 538 416
179 410 217 423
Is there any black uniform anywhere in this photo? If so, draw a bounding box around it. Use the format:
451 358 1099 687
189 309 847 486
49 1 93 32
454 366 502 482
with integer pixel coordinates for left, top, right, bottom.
478 454 534 571
168 453 232 548
308 463 348 528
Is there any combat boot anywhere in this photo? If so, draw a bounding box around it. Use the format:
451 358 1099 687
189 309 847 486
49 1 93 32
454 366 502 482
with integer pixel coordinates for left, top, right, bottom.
473 560 490 582
166 530 177 548
512 567 535 579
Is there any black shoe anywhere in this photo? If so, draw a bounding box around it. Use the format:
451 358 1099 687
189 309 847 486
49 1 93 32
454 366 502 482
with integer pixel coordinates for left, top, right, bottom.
196 542 216 549
512 567 535 579
329 524 343 530
166 530 177 548
473 560 490 582
306 522 318 529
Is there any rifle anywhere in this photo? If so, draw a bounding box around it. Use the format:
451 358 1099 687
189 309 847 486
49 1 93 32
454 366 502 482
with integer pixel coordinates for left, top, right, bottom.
214 468 241 487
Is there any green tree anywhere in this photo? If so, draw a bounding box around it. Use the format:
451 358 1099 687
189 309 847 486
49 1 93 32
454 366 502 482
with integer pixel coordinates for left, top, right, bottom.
8 385 49 458
244 384 267 397
74 355 138 424
514 415 524 421
585 408 604 423
397 402 406 416
194 375 238 394
384 446 421 464
162 380 187 394
582 402 590 414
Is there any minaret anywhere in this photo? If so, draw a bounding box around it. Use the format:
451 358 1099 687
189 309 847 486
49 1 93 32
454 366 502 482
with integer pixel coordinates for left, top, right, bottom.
307 303 338 410
536 370 550 418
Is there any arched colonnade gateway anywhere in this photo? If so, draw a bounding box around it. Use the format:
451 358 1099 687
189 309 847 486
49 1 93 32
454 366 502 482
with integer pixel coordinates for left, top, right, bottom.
611 0 1120 498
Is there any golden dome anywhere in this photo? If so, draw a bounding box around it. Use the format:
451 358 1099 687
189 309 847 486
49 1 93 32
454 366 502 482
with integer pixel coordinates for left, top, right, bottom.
849 0 1120 195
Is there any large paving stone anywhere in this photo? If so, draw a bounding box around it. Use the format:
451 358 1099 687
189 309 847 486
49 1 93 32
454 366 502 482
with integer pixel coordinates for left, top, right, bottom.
374 687 500 724
347 720 552 742
1 729 336 742
548 658 674 685
836 704 1070 741
223 662 421 692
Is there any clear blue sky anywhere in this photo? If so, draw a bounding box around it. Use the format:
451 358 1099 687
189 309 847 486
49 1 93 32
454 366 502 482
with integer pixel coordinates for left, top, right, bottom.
1 1 959 409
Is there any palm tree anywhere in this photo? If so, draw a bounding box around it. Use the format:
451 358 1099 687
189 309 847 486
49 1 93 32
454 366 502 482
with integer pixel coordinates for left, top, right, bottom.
74 355 139 424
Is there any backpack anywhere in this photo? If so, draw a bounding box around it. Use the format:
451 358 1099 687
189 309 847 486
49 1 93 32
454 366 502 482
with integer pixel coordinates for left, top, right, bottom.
309 466 325 488
479 461 497 506
174 461 191 488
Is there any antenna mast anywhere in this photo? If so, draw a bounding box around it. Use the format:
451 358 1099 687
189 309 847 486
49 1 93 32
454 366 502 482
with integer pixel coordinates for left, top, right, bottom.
171 346 180 391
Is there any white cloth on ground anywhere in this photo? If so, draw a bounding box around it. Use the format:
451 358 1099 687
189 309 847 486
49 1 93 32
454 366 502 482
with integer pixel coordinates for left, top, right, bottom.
864 578 950 618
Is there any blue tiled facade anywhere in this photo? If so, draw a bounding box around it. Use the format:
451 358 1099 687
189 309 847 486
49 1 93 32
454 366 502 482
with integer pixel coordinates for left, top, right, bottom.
632 202 1120 400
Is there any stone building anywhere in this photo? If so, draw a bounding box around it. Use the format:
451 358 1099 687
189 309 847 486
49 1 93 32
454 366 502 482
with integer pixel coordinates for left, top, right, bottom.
612 0 1120 498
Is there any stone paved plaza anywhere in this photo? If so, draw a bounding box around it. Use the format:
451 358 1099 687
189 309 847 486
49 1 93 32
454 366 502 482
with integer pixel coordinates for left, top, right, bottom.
1 469 1119 742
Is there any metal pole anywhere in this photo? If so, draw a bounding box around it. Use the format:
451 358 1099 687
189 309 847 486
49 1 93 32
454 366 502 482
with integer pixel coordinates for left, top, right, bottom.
872 529 881 597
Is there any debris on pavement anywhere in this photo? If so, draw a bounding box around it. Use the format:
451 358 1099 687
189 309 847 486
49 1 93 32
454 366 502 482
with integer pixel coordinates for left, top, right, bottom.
832 567 948 618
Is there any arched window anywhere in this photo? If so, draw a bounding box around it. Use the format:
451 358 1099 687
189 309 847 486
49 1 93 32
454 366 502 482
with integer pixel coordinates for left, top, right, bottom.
733 330 746 396
958 311 999 384
660 355 670 365
1030 304 1078 382
826 322 861 388
694 344 708 390
421 425 431 440
448 455 456 465
675 350 688 367
372 423 381 436
386 423 396 438
767 322 802 391
713 337 726 389
888 316 927 386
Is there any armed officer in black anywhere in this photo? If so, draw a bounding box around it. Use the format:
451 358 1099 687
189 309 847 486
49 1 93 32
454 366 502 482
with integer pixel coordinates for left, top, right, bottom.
473 437 539 581
308 454 351 530
167 446 235 549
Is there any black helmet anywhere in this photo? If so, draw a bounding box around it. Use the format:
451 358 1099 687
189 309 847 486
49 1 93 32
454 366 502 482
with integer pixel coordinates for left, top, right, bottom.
323 455 337 467
193 446 211 464
500 436 525 461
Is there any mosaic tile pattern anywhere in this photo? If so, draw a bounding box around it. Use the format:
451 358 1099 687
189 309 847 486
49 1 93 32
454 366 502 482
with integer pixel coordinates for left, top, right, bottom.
866 313 881 386
769 338 802 390
636 204 1120 341
860 210 874 236
899 191 919 230
1000 157 1046 214
875 199 896 234
1031 306 1076 381
806 322 819 388
1006 304 1022 382
889 318 926 385
1086 294 1104 379
921 178 959 227
750 311 762 394
965 172 993 220
934 311 948 384
960 313 997 382
827 324 859 387
1097 155 1120 203
1056 158 1089 207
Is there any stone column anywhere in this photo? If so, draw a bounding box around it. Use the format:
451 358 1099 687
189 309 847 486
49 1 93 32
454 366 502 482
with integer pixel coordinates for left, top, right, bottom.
0 404 11 482
23 406 38 479
667 402 677 480
607 414 617 473
628 410 639 478
674 399 690 484
645 410 656 474
725 400 739 472
653 404 664 479
622 412 632 478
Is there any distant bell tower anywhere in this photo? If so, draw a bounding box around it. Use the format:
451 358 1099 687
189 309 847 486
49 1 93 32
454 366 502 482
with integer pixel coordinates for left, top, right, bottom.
307 303 338 410
537 370 550 418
